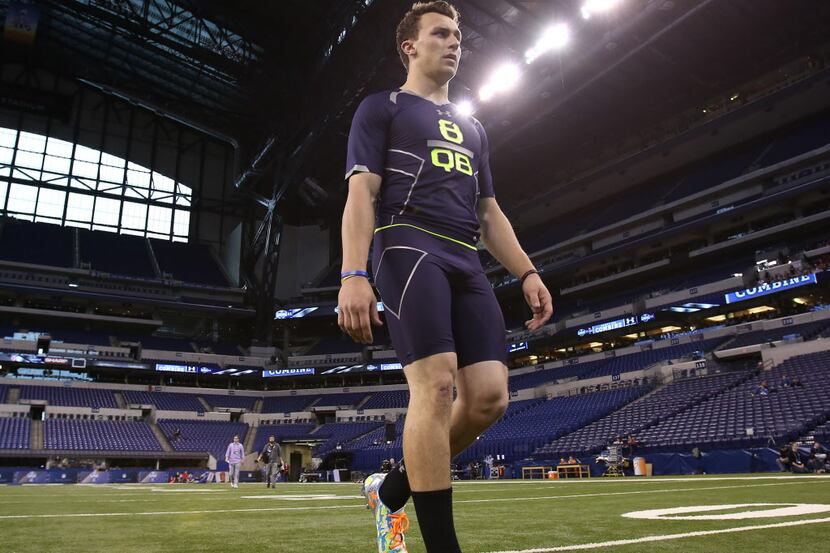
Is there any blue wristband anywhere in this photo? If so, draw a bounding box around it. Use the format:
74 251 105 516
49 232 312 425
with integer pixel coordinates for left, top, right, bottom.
341 270 370 282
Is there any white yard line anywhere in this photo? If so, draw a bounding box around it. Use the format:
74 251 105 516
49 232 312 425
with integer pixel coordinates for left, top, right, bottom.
0 480 819 520
0 503 367 520
455 481 819 505
485 516 830 553
457 475 830 485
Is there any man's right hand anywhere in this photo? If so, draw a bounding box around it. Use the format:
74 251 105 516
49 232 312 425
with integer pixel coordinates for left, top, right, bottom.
338 277 383 344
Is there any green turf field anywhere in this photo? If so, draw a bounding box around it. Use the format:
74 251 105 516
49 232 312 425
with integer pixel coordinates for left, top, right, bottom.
1 474 829 552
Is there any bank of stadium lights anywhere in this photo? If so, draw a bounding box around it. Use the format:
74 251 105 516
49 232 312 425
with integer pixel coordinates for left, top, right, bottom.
524 23 570 64
581 0 624 19
476 2 623 102
478 62 521 102
480 21 569 101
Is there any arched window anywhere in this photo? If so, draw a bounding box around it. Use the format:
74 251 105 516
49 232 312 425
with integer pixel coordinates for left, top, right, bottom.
0 127 192 242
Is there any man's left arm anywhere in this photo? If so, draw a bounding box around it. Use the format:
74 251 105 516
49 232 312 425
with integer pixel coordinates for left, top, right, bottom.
477 197 553 331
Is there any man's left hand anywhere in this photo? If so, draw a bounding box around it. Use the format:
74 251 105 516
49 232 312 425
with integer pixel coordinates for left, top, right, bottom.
522 273 553 331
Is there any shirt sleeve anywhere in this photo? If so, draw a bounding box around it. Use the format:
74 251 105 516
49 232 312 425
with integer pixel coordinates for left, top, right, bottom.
475 119 495 199
345 93 392 181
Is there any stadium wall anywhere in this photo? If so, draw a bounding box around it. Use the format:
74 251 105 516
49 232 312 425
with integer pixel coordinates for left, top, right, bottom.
155 411 230 421
0 404 29 417
762 336 830 367
42 406 143 420
524 447 784 477
717 309 830 357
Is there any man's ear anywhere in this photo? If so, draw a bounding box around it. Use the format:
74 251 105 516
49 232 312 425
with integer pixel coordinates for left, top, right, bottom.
401 39 416 59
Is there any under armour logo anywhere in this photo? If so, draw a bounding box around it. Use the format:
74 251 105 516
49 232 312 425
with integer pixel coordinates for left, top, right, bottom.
436 109 452 117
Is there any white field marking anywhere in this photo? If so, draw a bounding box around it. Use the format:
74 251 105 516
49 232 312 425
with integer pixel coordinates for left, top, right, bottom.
454 480 820 506
7 475 821 494
455 475 830 485
622 503 830 520
0 504 368 520
148 487 226 493
3 477 827 502
484 516 830 553
453 477 826 494
0 480 819 521
240 494 364 501
0 499 159 505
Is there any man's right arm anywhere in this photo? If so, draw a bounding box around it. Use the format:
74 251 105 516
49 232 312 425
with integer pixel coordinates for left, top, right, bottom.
338 172 383 344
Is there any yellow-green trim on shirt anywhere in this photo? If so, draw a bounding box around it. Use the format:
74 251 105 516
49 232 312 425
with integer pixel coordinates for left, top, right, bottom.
374 223 478 252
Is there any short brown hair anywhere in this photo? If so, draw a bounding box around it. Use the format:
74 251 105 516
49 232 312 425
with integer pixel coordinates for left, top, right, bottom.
396 1 460 70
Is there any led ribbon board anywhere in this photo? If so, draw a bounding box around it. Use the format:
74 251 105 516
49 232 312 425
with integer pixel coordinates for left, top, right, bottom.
508 341 528 353
576 313 655 337
155 363 216 374
263 368 316 378
724 274 817 304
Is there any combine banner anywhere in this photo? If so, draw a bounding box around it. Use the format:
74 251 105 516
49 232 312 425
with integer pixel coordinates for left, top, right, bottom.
139 470 170 484
724 273 817 304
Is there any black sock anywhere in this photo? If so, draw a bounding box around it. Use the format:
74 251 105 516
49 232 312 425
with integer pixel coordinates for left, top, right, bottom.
379 462 411 512
411 488 462 553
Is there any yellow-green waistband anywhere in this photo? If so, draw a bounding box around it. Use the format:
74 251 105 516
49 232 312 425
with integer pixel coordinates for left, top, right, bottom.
374 223 478 252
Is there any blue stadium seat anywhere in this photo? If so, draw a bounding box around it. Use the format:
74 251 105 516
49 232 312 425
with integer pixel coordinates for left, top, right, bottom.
43 419 162 451
150 239 230 287
0 217 74 268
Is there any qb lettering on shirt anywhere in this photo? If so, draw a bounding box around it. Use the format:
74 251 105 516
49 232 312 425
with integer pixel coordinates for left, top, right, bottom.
430 119 473 176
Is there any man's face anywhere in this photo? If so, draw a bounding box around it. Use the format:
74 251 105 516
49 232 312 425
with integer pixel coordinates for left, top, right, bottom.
269 437 275 443
406 12 461 83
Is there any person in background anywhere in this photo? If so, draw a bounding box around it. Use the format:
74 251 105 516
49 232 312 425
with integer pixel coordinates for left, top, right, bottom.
626 435 640 457
225 434 244 489
809 440 827 473
257 435 283 488
753 380 770 396
777 442 807 473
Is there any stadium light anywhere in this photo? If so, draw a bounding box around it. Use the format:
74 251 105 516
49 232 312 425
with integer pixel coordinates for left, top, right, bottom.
456 99 475 116
581 0 623 19
479 63 521 102
525 23 570 64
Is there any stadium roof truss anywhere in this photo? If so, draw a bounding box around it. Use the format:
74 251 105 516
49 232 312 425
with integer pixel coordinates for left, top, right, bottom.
38 0 260 126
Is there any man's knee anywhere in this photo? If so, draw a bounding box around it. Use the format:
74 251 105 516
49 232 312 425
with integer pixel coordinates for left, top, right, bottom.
463 387 508 427
406 353 457 415
410 372 455 413
478 389 508 424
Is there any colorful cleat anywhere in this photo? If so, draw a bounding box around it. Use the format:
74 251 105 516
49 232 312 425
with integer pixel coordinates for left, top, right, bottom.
362 473 409 553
